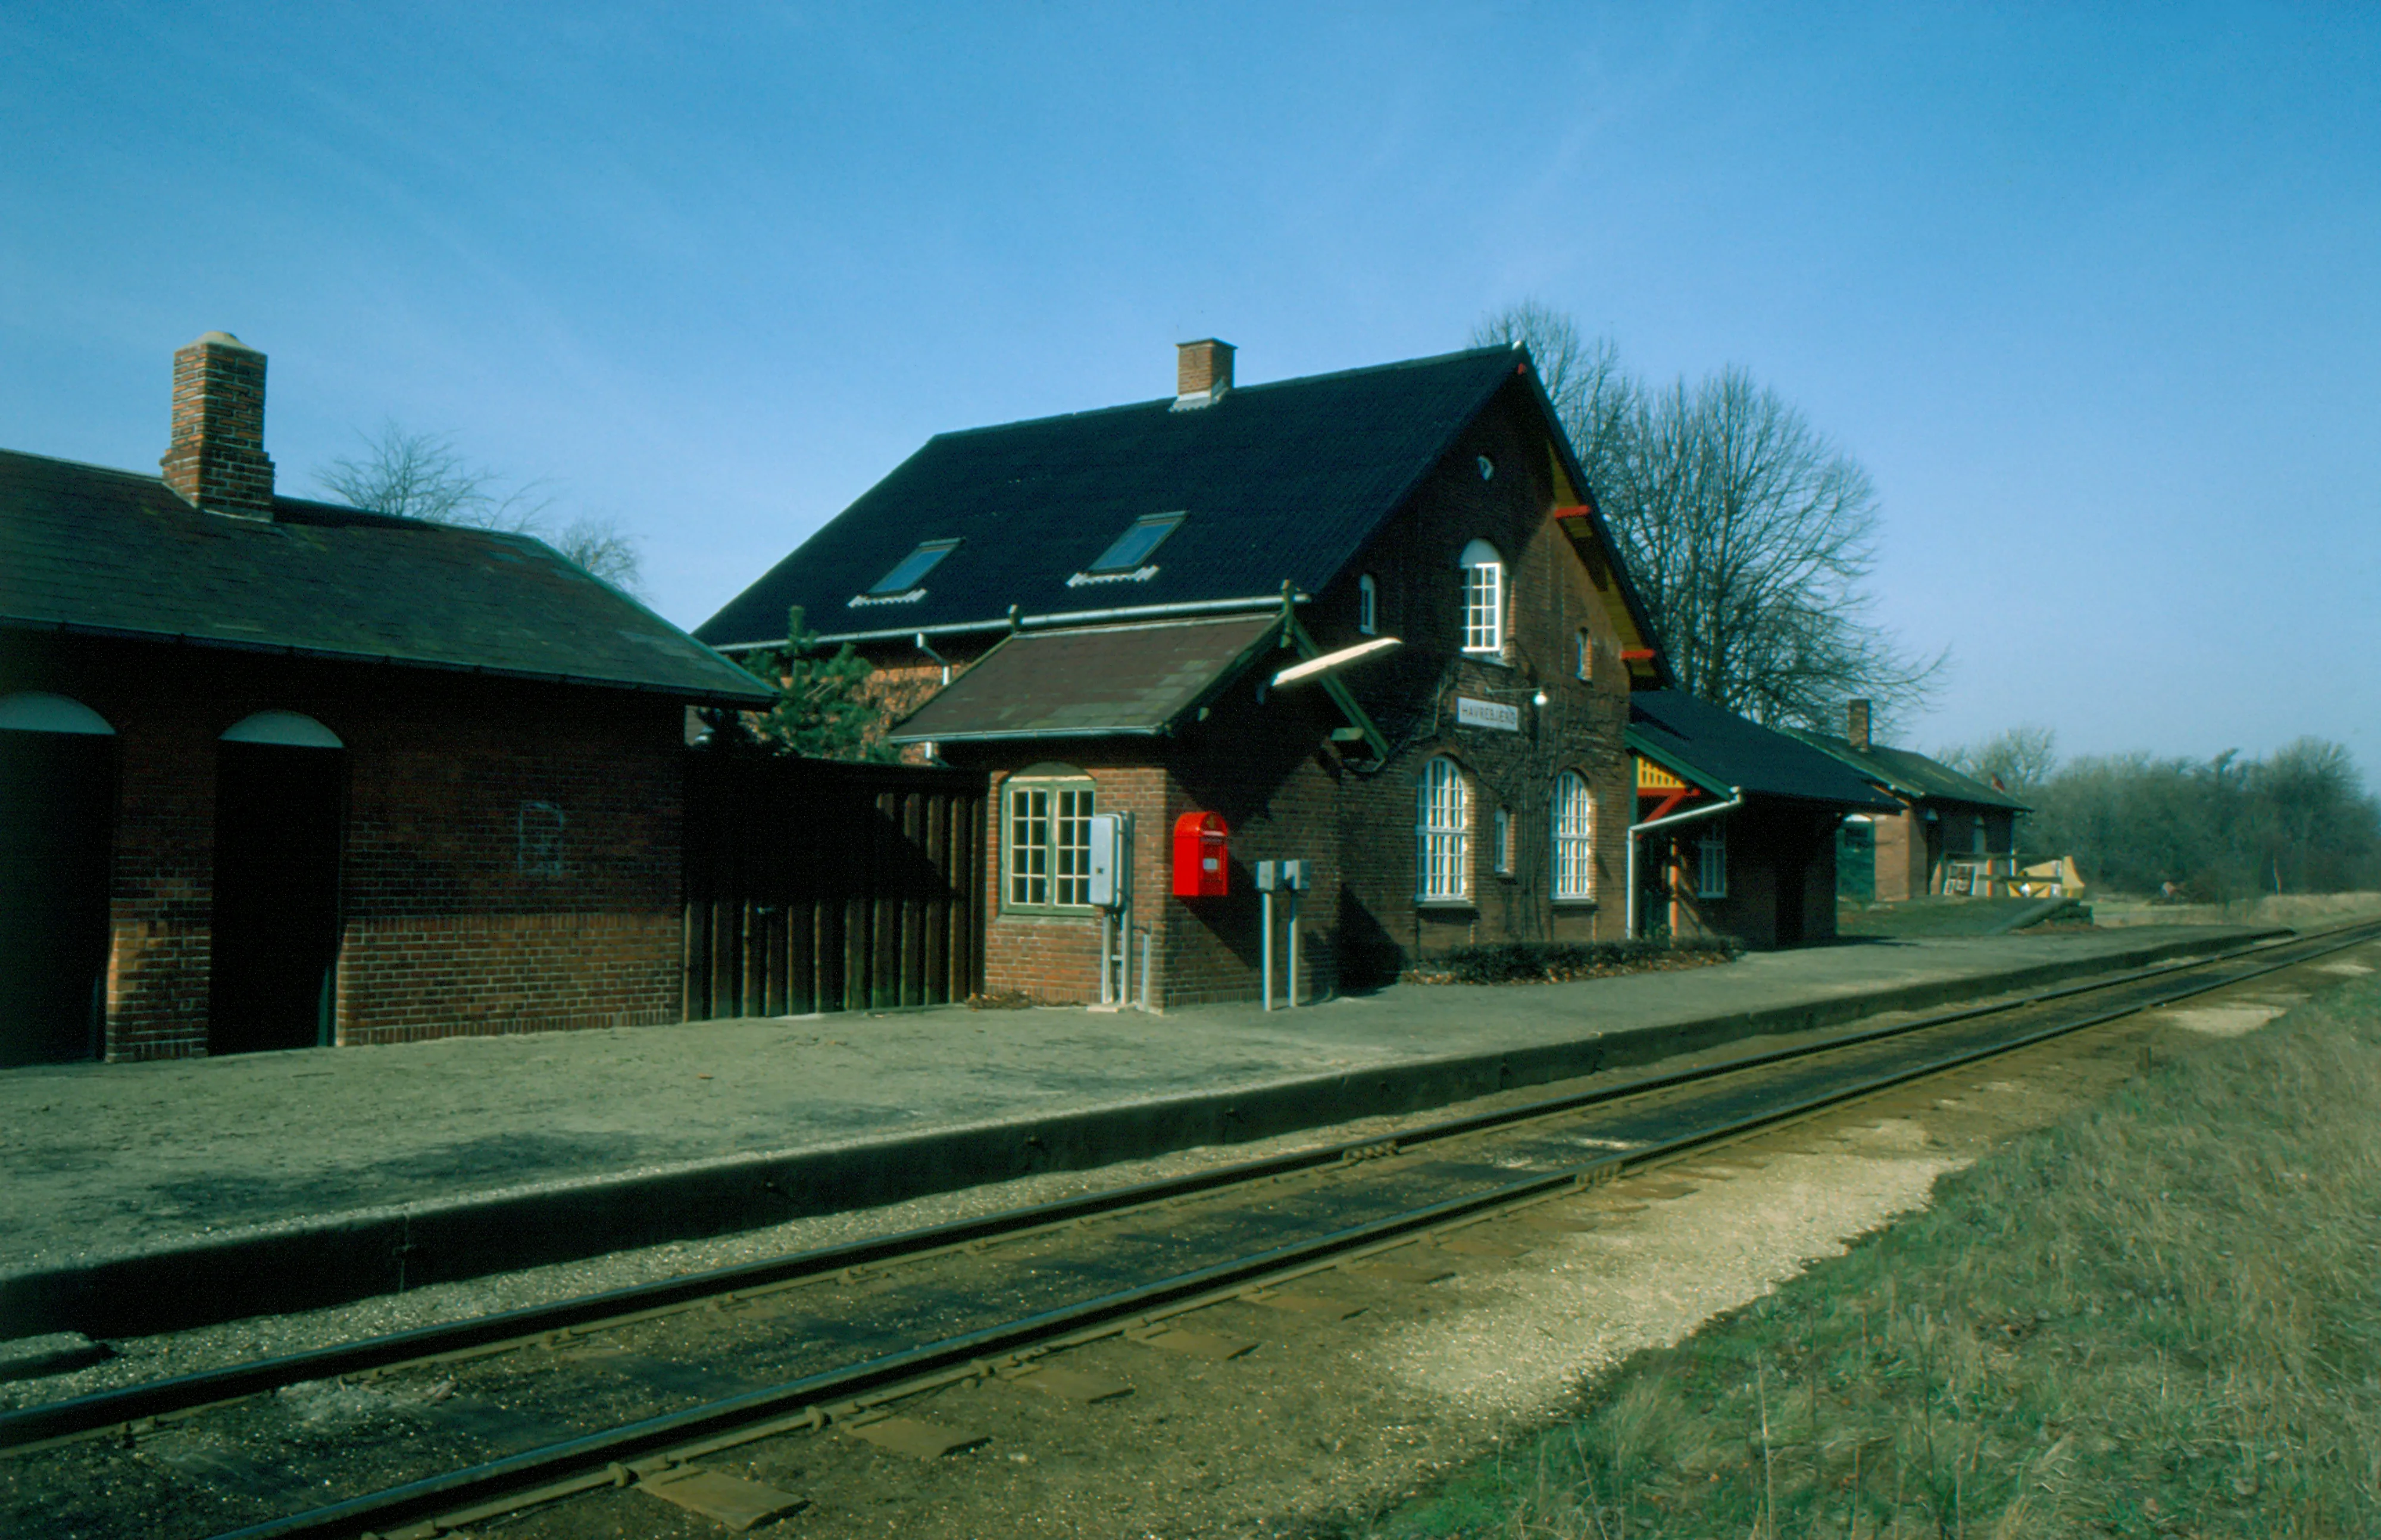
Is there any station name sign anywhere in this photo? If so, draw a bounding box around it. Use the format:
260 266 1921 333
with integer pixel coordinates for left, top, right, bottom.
1454 696 1520 732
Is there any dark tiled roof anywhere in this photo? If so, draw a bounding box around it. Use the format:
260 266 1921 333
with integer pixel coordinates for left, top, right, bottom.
889 614 1285 742
698 346 1662 660
1627 692 1901 810
888 611 1385 754
0 449 771 704
1790 730 2031 812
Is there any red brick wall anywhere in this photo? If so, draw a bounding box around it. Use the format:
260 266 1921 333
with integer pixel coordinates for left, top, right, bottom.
974 758 1167 1004
1161 679 1346 1007
4 636 685 1058
1320 379 1635 979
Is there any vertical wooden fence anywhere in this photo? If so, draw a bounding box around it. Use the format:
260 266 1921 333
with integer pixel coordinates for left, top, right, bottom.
682 754 987 1018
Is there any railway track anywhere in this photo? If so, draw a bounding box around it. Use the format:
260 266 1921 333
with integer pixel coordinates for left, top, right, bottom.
8 918 2379 1539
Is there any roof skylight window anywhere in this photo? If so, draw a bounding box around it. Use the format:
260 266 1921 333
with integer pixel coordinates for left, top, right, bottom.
868 539 960 595
1087 512 1185 573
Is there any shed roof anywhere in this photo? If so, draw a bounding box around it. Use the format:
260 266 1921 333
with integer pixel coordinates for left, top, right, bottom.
1626 691 1901 811
695 345 1670 683
1788 730 2032 813
0 449 772 705
888 611 1382 754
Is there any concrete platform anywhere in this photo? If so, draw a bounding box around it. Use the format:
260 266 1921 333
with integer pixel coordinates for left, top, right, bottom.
0 925 2272 1340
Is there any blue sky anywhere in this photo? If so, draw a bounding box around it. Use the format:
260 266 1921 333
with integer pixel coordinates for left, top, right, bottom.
7 4 2376 770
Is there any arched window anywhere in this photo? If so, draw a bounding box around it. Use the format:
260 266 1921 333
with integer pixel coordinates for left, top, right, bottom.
0 692 115 735
1417 757 1469 900
1458 539 1504 654
1552 771 1595 900
221 710 343 748
1553 772 1594 899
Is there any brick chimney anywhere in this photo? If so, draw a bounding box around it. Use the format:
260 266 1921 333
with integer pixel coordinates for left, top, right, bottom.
161 332 275 520
1174 338 1234 408
1847 698 1873 752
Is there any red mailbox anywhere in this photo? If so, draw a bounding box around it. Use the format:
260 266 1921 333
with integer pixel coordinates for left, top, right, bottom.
1171 811 1230 897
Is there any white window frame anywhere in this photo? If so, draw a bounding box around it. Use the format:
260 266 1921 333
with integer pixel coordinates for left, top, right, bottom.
1574 627 1594 681
1460 539 1504 655
1492 806 1513 876
1696 822 1729 899
1552 771 1595 901
1358 573 1377 636
1417 757 1470 901
1006 776 1097 911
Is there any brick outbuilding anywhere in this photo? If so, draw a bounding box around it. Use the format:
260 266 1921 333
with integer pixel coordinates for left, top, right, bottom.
0 333 771 1064
1792 702 2032 901
1625 691 1901 949
698 341 1676 1005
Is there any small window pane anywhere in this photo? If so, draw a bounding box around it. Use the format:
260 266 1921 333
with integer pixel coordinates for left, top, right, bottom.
1054 786 1095 906
1696 823 1728 898
1575 629 1593 681
1089 513 1185 573
1358 574 1377 636
1009 786 1050 905
870 539 959 595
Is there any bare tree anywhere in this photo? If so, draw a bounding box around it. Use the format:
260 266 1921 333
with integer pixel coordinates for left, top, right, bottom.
1473 304 1942 731
1941 726 2060 796
317 422 645 594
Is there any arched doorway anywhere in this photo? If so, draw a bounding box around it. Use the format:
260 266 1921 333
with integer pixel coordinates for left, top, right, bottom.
209 711 346 1055
0 692 117 1066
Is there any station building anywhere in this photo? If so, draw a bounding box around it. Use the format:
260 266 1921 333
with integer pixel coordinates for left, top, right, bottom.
698 341 1679 1006
0 333 771 1065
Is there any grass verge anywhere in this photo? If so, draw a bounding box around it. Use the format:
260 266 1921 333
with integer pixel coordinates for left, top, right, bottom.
1348 974 2381 1538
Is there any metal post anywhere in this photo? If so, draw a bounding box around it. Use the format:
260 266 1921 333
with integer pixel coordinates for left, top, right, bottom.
1287 887 1300 1008
1099 911 1114 1005
1260 888 1274 1011
1137 927 1152 1012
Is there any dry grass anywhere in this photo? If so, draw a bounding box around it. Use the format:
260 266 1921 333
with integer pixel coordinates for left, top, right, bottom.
1351 977 2381 1538
2091 891 2381 929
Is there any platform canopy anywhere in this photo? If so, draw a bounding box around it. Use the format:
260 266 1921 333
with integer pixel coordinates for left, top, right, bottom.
889 610 1383 757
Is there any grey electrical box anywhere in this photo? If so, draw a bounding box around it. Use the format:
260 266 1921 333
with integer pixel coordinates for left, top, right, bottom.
1280 859 1310 891
1088 813 1133 908
1254 860 1278 892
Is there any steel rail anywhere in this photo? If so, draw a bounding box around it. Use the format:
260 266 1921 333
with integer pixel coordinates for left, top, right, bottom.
5 919 2367 1457
207 914 2381 1540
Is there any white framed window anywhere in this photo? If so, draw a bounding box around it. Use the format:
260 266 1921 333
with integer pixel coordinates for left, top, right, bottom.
1358 573 1377 636
1552 771 1594 900
1007 774 1096 910
1460 539 1504 654
1696 822 1728 898
1417 757 1470 900
1574 628 1594 681
1492 806 1513 875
